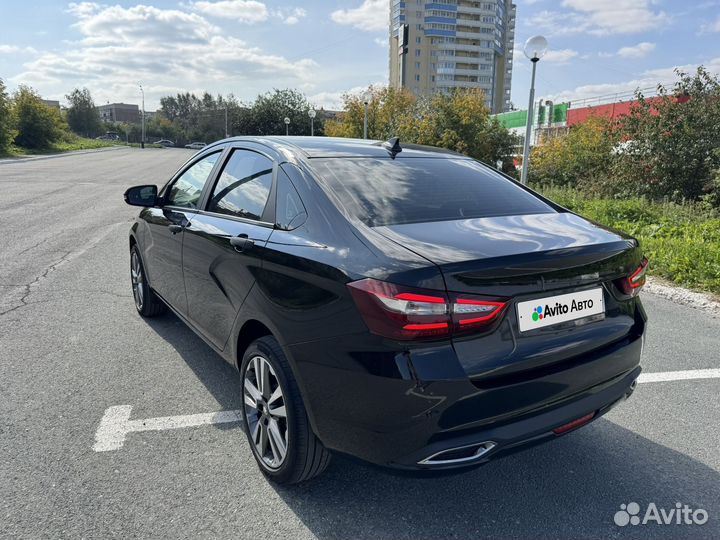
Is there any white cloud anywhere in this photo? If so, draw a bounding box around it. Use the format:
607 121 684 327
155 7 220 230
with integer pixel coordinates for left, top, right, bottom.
545 56 720 103
12 3 317 107
512 44 578 64
529 0 669 36
273 7 307 25
0 45 38 55
543 48 579 64
331 0 387 32
374 37 389 47
700 15 720 32
190 0 269 24
309 82 386 110
617 42 656 58
67 2 101 18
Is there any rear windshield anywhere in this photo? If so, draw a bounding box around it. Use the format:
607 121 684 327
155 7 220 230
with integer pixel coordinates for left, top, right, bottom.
310 157 555 227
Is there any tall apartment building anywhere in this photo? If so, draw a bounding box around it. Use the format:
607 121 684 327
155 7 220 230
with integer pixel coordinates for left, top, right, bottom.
389 0 516 114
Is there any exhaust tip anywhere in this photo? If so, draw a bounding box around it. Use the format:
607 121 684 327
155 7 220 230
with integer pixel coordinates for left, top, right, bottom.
418 441 496 466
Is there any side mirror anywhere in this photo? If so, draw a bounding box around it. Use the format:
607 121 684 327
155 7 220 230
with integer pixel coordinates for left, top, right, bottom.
124 185 158 207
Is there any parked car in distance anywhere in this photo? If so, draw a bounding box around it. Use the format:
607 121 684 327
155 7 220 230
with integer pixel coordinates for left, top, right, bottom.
154 139 175 147
96 133 121 141
184 141 207 149
123 136 647 484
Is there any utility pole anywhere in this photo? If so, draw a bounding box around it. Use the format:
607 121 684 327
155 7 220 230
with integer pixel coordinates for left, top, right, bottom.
308 109 316 136
139 83 145 149
363 92 370 139
225 106 229 138
520 36 548 185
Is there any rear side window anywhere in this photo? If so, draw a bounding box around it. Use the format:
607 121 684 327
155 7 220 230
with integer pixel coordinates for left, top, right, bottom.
208 149 273 221
310 157 555 227
275 169 307 230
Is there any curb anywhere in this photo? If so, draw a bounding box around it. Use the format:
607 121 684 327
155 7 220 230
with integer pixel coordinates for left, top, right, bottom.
0 145 128 165
645 277 720 318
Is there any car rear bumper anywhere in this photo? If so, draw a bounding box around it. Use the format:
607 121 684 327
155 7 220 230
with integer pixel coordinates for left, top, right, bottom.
390 364 640 469
285 322 645 470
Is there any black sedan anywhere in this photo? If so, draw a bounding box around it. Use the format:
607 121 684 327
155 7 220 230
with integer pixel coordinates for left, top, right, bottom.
124 136 648 484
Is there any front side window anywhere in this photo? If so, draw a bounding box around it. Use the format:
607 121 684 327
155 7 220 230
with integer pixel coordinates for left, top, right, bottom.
207 149 273 221
166 152 220 208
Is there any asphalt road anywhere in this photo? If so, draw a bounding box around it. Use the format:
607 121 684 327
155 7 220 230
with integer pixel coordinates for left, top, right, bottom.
1 147 718 540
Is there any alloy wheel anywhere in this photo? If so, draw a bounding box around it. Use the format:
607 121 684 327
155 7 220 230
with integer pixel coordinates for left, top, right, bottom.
243 355 288 469
130 251 144 311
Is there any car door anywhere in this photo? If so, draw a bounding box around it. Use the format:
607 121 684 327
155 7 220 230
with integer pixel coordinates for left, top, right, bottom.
142 150 222 315
182 147 275 349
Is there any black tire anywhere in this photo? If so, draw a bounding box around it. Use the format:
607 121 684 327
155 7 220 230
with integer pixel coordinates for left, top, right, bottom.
130 244 167 317
240 336 331 484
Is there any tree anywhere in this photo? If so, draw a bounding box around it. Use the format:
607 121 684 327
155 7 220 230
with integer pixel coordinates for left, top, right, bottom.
530 116 618 191
325 85 416 140
413 89 518 166
65 87 102 137
243 89 321 136
0 78 16 154
614 67 720 204
159 92 250 144
326 86 518 166
12 85 65 149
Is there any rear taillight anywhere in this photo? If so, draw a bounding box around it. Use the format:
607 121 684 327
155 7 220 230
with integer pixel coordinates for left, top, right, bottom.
618 257 648 296
347 278 507 340
452 297 508 330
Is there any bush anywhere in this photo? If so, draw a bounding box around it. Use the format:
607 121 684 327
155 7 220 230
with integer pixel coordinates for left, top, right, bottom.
530 116 618 191
539 187 720 293
12 85 66 149
615 67 720 204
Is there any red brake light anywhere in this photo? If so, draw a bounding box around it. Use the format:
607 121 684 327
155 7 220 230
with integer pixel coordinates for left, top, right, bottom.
618 257 648 296
347 279 451 340
347 278 507 341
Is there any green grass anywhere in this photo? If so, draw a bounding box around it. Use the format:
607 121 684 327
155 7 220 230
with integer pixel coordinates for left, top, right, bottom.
2 137 121 157
537 186 720 294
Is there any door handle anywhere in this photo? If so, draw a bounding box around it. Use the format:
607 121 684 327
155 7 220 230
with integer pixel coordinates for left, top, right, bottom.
230 235 254 252
168 224 184 235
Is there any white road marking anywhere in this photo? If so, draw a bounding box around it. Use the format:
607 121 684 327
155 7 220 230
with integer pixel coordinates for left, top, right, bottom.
93 405 242 452
93 369 720 452
637 368 720 384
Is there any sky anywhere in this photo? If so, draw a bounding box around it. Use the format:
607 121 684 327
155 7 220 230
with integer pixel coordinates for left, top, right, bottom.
0 0 719 111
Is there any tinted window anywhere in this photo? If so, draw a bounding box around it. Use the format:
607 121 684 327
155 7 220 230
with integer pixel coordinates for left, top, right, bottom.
311 158 555 226
208 149 273 221
276 169 307 230
166 152 220 208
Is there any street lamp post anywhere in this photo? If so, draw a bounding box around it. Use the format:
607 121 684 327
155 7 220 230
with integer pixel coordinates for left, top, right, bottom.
362 91 371 139
138 83 145 149
225 106 229 138
308 109 316 136
284 117 290 136
520 35 548 185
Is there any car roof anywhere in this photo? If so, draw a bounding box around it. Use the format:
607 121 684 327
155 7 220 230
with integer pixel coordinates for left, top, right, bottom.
206 136 467 160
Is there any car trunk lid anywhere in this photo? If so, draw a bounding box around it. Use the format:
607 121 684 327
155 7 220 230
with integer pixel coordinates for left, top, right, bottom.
374 212 645 384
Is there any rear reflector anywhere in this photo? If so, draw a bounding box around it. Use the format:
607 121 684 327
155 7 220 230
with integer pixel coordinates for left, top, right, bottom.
552 412 595 435
347 278 507 340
